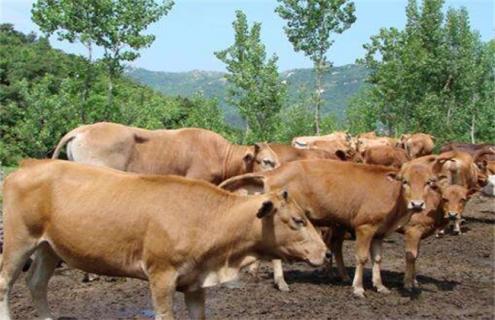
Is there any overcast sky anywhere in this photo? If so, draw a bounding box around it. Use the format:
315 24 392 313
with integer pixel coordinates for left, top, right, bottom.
2 0 493 72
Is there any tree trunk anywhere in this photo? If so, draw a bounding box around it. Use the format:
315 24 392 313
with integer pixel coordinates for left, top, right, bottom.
81 42 93 123
314 67 322 135
470 113 475 144
107 70 114 120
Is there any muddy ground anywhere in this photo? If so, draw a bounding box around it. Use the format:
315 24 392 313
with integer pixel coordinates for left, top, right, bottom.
8 194 495 320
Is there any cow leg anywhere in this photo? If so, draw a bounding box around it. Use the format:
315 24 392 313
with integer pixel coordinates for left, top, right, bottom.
272 259 289 292
331 229 350 282
404 229 422 289
149 270 177 320
453 219 462 235
247 260 260 278
184 288 205 320
25 243 60 320
370 238 389 294
352 225 377 298
0 240 37 320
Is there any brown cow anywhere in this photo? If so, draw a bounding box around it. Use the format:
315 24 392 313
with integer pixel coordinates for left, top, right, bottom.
357 131 377 139
440 142 495 156
363 145 410 169
52 122 278 185
220 160 438 297
399 133 435 158
0 159 327 320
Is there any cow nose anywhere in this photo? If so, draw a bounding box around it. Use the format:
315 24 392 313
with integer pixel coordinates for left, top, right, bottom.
448 212 457 220
410 200 425 211
325 250 332 260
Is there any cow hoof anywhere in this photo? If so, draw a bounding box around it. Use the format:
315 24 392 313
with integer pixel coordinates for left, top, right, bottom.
353 288 365 298
276 281 290 292
82 273 99 283
376 285 391 294
340 274 352 283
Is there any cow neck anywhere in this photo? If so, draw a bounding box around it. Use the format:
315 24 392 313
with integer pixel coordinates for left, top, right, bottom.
222 144 251 181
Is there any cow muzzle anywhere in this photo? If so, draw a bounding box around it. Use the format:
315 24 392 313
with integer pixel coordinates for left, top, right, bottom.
408 200 425 212
448 211 458 221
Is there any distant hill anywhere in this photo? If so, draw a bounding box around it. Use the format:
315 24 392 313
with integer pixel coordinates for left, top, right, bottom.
125 64 368 125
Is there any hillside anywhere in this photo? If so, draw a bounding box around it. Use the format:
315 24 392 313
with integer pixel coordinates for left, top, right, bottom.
125 64 368 124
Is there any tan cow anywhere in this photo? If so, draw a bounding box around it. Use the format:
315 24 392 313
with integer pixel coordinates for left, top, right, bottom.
363 145 410 169
52 122 279 184
0 159 327 320
291 131 350 148
398 133 435 158
268 143 336 163
401 183 473 287
356 136 399 152
220 160 437 297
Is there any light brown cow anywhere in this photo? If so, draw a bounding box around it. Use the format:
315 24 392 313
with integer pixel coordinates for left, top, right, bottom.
326 177 473 289
52 122 279 184
0 159 327 320
268 143 336 163
220 160 437 297
398 133 435 158
291 131 350 148
357 131 377 139
363 145 410 169
356 136 399 153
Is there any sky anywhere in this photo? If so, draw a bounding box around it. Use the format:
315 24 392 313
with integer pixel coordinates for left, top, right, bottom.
1 0 493 72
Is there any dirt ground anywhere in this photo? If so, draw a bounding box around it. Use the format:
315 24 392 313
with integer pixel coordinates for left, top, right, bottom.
8 194 495 320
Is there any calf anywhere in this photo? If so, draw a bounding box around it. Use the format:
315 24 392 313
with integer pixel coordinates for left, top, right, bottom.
291 131 350 148
220 160 438 297
52 122 278 185
0 160 327 320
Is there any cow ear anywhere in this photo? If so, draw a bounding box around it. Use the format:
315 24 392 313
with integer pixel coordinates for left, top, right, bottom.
278 188 289 201
256 200 274 219
243 152 254 164
254 143 261 153
335 150 347 161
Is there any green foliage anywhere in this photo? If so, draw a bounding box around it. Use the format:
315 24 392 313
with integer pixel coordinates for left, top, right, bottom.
0 25 232 166
215 11 287 143
276 0 356 134
354 0 494 143
32 0 174 110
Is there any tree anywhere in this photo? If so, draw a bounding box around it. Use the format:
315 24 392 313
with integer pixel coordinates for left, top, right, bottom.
276 0 356 134
32 0 174 115
215 10 286 143
354 0 494 143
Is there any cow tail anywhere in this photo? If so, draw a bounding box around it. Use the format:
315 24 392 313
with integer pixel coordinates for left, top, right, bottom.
52 129 80 159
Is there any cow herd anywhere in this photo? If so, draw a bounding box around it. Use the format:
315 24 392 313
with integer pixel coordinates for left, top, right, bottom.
1 122 494 320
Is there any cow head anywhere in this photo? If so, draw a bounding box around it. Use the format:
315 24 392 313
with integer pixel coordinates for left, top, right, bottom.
221 175 328 267
256 189 327 267
439 181 475 234
397 163 439 212
243 143 279 173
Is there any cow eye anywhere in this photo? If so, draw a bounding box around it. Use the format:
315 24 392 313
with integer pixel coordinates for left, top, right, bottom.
292 217 305 226
402 180 409 186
